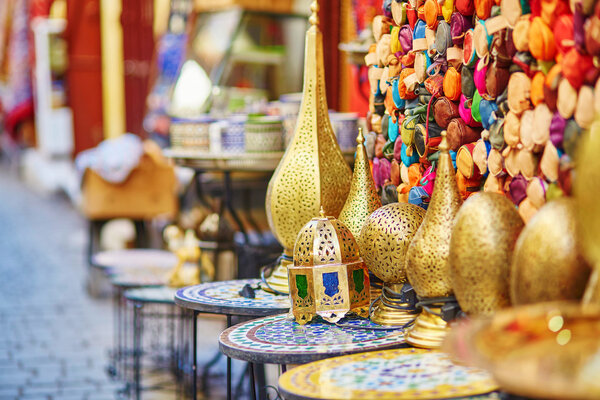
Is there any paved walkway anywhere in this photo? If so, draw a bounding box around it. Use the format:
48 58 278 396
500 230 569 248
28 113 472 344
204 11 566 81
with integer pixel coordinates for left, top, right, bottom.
0 168 121 399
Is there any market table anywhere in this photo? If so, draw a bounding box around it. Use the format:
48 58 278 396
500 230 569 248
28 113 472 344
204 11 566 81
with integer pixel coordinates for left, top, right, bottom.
109 265 175 381
174 278 290 400
277 347 500 400
219 313 406 399
124 286 182 400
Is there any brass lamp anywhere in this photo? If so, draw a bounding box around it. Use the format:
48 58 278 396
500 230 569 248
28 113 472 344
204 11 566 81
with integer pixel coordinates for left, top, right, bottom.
575 118 600 305
263 0 352 294
405 130 463 348
288 209 370 324
338 128 383 300
358 203 426 326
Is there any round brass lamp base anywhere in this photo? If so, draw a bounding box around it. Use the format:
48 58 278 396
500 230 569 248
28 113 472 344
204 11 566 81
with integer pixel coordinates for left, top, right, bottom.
406 305 449 349
370 283 419 326
262 256 292 295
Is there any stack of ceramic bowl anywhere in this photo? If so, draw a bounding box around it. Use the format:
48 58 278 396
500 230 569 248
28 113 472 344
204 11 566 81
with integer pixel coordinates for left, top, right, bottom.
221 115 247 154
330 112 360 152
169 115 215 151
244 115 284 152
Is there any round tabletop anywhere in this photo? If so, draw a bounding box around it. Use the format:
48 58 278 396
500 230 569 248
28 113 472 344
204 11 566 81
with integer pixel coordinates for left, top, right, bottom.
278 347 499 400
219 314 406 365
110 267 170 288
92 249 178 272
124 286 178 304
174 279 290 316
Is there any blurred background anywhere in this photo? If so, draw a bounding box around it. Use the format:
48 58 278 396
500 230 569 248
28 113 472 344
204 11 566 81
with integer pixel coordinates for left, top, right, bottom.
0 1 381 399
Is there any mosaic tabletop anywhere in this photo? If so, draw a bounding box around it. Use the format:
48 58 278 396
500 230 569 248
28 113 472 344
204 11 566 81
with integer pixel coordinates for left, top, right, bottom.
110 268 169 288
92 249 177 272
278 348 499 400
174 279 290 316
124 286 178 304
219 314 406 365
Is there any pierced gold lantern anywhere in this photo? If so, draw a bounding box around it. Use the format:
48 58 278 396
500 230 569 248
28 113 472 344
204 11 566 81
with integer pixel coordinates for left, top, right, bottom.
264 0 352 294
289 209 370 324
358 203 426 326
575 118 600 305
405 130 463 348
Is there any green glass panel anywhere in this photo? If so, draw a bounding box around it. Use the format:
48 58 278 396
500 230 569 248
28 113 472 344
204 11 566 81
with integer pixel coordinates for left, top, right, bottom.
352 269 364 293
296 274 308 299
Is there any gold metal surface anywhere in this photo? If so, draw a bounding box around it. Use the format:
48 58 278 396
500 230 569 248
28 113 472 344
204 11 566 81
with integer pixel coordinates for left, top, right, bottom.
339 128 382 240
359 203 426 283
370 283 418 326
288 210 370 324
575 118 600 305
264 0 352 294
406 130 463 298
450 192 524 315
358 202 426 325
406 305 449 349
263 257 293 294
510 198 591 305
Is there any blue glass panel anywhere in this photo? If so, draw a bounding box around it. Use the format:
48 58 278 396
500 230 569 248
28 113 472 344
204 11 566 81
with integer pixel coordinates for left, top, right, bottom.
322 272 340 297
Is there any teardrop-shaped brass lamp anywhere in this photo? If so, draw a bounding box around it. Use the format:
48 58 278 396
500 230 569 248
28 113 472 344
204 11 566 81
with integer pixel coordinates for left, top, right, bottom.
575 118 600 305
263 1 353 295
339 128 383 300
339 128 382 239
405 130 463 348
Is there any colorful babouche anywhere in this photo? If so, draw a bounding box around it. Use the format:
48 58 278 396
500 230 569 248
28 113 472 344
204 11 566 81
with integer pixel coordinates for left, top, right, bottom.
367 0 600 222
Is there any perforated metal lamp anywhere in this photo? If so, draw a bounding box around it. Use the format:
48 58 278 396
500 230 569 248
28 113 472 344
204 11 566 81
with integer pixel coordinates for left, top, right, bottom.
288 209 370 325
263 0 352 295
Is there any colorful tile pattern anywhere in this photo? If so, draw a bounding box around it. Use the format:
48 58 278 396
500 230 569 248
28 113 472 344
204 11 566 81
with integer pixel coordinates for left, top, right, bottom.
278 348 499 400
175 279 290 315
219 314 405 364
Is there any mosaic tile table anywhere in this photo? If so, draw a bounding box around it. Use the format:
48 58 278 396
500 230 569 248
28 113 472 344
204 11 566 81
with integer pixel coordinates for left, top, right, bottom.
174 279 290 316
219 314 406 366
278 348 499 400
124 286 182 400
175 279 290 400
92 249 178 273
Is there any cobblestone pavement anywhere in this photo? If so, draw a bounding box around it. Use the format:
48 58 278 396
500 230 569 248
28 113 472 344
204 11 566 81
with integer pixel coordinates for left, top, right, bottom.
0 169 231 400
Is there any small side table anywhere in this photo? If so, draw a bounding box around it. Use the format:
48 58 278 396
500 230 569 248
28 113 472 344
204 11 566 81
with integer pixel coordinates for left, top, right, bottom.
278 347 500 400
174 279 290 400
124 286 182 400
219 314 406 399
109 268 173 382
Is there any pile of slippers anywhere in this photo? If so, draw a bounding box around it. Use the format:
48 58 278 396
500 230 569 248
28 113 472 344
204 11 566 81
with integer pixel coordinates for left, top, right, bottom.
364 0 600 222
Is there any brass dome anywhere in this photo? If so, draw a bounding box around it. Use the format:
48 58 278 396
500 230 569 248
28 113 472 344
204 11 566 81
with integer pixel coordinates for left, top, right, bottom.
293 210 361 268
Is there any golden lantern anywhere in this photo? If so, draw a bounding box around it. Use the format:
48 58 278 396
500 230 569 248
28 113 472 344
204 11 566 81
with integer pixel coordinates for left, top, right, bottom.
358 203 426 326
288 209 370 324
449 192 524 315
575 118 600 305
338 128 382 240
339 128 383 300
405 130 463 348
511 198 591 305
263 0 352 294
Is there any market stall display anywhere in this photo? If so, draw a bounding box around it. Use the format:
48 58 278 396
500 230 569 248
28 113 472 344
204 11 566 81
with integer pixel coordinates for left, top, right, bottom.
365 0 600 224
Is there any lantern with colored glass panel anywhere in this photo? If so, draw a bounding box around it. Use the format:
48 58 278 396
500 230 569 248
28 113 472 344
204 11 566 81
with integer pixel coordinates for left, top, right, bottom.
288 210 370 325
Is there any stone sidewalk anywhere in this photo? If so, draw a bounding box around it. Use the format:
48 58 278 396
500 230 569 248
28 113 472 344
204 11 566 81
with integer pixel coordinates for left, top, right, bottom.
0 168 231 400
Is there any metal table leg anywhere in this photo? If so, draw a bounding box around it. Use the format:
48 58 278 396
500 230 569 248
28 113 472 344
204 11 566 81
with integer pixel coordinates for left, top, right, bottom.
133 302 143 400
249 363 257 400
192 310 199 400
226 315 232 400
